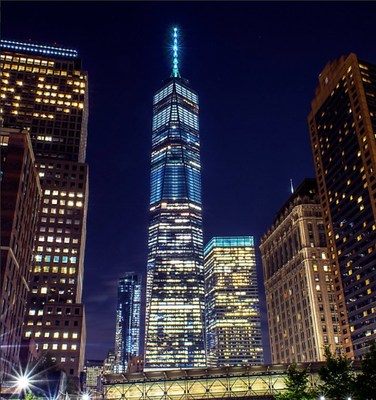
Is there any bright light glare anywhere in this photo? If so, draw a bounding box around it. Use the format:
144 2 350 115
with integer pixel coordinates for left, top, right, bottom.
320 397 325 400
82 393 90 400
17 376 30 390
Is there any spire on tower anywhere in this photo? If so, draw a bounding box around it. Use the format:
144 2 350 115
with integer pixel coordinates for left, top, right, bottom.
171 27 180 78
290 179 294 194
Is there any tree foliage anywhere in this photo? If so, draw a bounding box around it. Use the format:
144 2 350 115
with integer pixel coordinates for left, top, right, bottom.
275 363 315 400
318 346 355 400
353 340 376 400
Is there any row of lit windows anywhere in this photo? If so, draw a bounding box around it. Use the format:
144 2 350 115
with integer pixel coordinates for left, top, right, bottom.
1 54 55 66
43 198 83 207
1 63 68 76
25 330 78 339
33 265 76 275
44 189 83 197
41 205 82 215
34 97 84 110
42 343 78 351
34 254 77 263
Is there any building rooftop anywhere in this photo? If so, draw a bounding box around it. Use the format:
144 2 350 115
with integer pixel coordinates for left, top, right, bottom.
0 39 78 58
204 236 254 256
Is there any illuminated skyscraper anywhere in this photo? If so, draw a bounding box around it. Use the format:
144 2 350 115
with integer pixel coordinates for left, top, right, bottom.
114 273 142 373
204 237 263 367
260 179 341 363
0 40 89 378
144 28 206 370
308 54 376 358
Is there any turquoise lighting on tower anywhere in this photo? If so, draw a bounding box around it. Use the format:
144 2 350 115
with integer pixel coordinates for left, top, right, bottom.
171 27 180 78
145 29 206 370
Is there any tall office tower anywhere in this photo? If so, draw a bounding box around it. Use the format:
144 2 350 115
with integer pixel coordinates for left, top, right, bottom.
308 54 376 358
260 179 341 364
0 127 42 384
0 40 89 378
144 28 206 370
114 273 142 373
204 237 263 367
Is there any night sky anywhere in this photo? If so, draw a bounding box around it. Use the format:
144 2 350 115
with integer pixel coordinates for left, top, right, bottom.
3 1 376 363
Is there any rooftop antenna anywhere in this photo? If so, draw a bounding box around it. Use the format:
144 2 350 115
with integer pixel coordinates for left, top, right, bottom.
171 27 181 78
290 179 294 194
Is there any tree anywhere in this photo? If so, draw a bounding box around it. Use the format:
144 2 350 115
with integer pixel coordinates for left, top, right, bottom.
353 340 376 400
275 363 315 400
318 346 355 400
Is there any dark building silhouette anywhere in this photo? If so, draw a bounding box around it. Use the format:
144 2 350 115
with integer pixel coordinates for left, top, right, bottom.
0 127 41 384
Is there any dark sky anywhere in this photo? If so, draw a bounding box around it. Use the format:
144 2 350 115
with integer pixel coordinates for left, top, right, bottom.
3 1 376 362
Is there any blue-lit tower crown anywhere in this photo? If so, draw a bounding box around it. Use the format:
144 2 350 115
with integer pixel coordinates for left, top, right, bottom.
144 28 206 370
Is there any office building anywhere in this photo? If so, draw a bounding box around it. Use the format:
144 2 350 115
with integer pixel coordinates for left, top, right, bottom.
103 349 116 374
308 54 376 358
83 360 103 392
114 273 142 373
127 355 144 373
260 179 341 363
144 28 206 369
0 127 42 384
0 39 89 377
204 236 263 367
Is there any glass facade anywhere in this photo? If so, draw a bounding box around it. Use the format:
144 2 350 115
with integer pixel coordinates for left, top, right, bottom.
103 364 325 400
115 273 142 373
144 72 206 369
204 237 263 367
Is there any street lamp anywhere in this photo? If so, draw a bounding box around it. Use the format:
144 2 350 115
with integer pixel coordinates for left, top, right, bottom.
81 392 90 400
16 375 31 399
16 376 30 391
